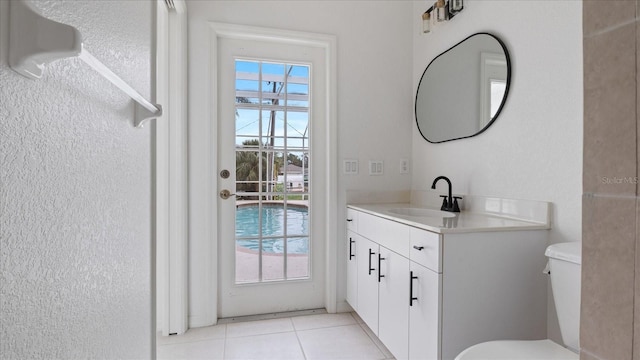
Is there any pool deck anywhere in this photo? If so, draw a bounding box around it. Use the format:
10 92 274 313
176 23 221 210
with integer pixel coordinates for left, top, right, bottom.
236 200 309 208
236 245 309 282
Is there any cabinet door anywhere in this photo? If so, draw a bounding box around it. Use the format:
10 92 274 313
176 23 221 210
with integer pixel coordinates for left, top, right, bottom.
346 208 358 232
356 236 379 334
346 230 358 310
409 262 441 360
378 246 410 360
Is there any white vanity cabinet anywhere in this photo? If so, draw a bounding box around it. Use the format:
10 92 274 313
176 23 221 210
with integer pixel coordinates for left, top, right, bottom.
348 210 416 359
345 206 548 360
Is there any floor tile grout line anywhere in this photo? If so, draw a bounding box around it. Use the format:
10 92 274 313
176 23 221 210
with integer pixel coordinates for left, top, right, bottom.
224 316 296 339
286 314 310 359
293 325 309 360
227 329 298 339
294 322 362 334
293 320 387 360
225 321 360 340
222 323 228 360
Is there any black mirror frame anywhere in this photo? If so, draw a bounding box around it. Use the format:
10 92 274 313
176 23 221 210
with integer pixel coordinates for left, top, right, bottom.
415 32 512 144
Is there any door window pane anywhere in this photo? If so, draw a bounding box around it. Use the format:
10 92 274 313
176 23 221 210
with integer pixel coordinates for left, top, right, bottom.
234 59 310 284
287 237 309 279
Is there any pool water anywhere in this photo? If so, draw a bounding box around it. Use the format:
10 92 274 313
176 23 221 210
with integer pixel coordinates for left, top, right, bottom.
236 205 309 254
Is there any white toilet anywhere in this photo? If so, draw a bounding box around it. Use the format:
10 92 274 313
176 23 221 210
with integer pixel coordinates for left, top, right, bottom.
455 242 581 360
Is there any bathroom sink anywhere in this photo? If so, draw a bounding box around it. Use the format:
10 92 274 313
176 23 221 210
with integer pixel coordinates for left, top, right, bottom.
387 207 456 218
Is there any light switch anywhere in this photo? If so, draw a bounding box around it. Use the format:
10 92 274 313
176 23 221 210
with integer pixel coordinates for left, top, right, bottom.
343 159 358 175
369 160 383 175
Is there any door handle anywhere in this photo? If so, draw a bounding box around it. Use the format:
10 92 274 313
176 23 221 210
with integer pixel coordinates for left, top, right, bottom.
378 254 386 282
219 189 236 199
413 245 425 251
349 238 355 260
368 249 375 275
410 271 419 306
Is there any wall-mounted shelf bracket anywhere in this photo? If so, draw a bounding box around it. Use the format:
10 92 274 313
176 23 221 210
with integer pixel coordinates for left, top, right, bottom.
135 103 163 128
8 0 163 128
9 0 82 79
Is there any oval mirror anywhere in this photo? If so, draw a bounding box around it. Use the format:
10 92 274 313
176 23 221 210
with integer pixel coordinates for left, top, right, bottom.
415 33 511 143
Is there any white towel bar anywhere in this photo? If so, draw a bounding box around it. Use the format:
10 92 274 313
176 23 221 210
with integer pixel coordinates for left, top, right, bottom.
8 0 162 128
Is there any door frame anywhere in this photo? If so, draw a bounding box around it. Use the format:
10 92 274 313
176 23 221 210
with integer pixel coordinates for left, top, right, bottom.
191 22 337 326
156 0 188 336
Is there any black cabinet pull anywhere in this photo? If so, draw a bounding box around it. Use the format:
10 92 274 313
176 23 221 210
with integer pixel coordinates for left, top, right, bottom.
413 245 425 251
368 249 375 275
378 254 386 282
346 218 353 222
349 238 355 260
410 271 419 306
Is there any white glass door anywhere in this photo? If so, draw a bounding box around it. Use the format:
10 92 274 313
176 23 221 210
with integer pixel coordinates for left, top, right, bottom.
233 59 311 283
217 37 327 318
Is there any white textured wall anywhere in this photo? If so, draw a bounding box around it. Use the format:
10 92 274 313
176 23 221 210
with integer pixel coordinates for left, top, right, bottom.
0 0 154 358
412 0 583 341
186 0 413 326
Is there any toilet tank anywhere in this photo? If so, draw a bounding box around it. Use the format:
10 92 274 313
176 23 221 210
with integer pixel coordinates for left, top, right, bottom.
545 242 581 353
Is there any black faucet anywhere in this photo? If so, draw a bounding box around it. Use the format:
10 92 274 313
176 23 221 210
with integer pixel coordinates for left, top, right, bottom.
431 176 461 212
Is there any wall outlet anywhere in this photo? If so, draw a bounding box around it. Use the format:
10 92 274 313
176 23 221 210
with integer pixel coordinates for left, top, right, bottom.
400 159 409 174
369 160 383 175
343 159 358 175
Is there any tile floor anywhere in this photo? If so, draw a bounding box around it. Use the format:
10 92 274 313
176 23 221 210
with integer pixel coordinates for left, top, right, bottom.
157 312 395 360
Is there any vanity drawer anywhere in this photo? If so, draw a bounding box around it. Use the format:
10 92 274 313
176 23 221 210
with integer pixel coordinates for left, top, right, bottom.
358 212 410 257
410 228 441 273
346 208 358 232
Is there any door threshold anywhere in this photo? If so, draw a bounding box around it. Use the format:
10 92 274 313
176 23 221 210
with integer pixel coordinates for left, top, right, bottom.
217 308 327 324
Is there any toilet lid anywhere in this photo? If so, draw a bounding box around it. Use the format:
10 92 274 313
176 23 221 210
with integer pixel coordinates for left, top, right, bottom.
455 339 579 360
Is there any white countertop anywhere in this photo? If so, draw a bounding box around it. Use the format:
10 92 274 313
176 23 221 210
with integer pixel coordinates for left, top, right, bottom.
348 203 550 234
